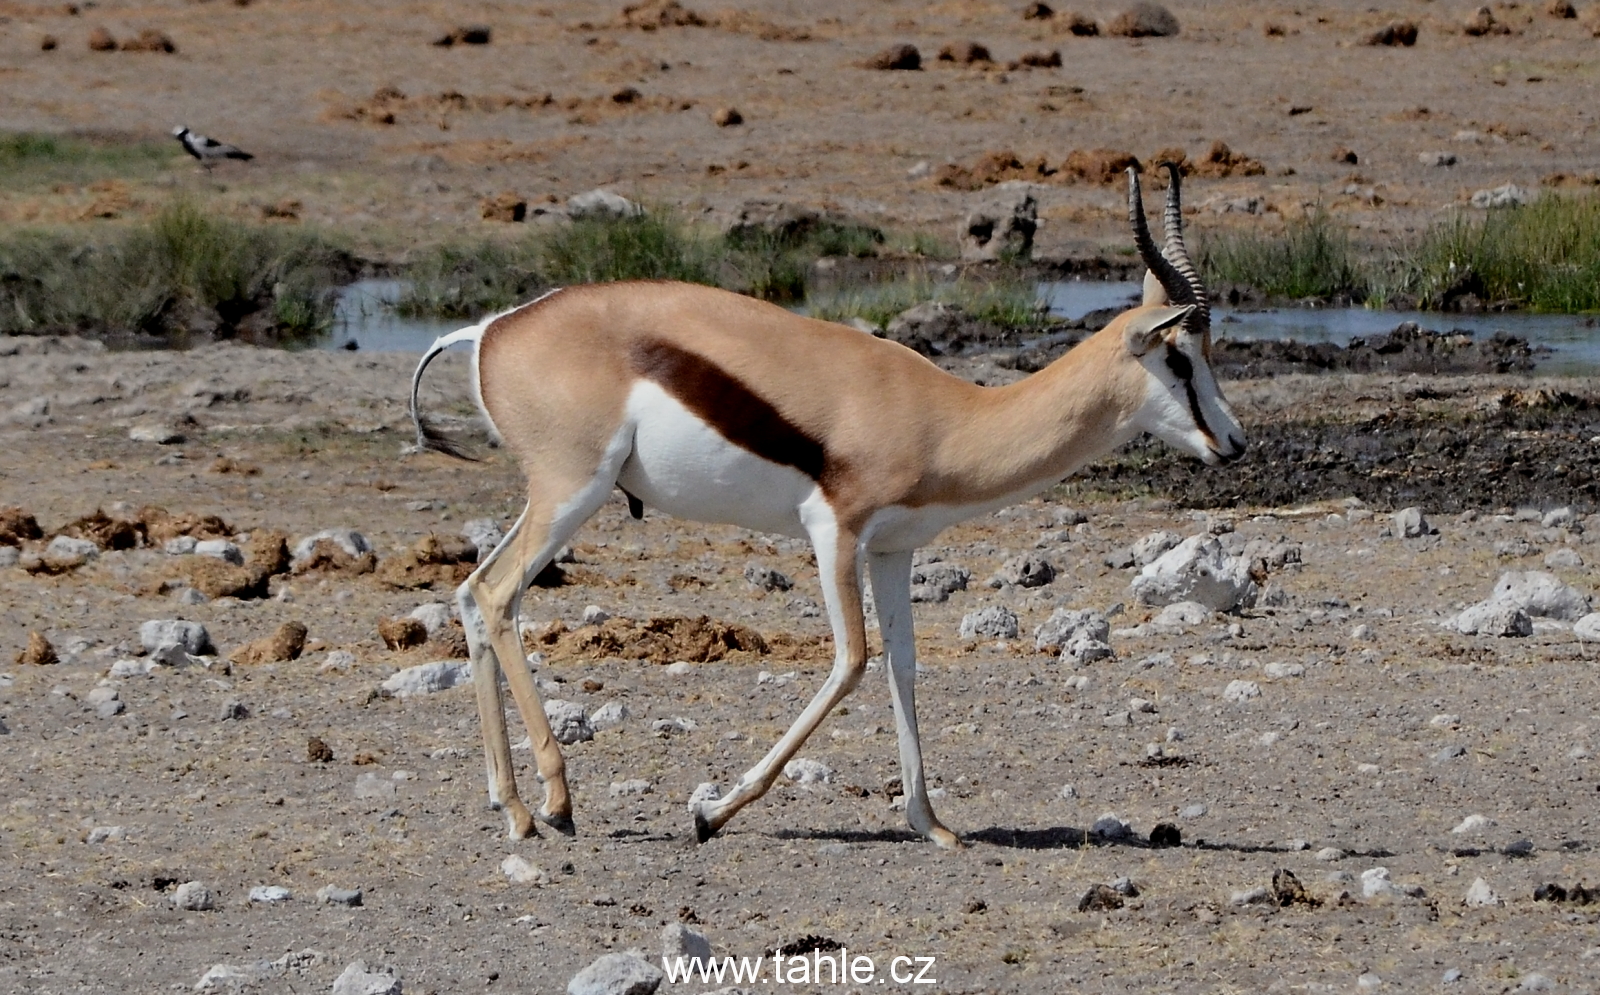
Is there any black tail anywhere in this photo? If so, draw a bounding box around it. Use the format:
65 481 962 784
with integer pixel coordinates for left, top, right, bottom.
227 150 254 161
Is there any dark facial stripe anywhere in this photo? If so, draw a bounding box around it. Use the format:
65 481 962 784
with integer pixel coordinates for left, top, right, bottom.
1165 345 1217 444
630 339 827 481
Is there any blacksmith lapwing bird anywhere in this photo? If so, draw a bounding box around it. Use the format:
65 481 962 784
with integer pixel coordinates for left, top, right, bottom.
172 126 254 171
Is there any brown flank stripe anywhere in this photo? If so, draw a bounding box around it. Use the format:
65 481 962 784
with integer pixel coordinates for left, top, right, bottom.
630 338 828 481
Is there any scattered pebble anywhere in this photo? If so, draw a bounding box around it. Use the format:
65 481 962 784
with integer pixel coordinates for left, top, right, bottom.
248 885 292 903
1230 886 1272 906
317 885 363 906
959 606 1018 640
783 757 833 785
140 618 214 665
589 701 629 731
1223 680 1261 703
331 960 401 995
651 715 695 736
499 855 548 885
173 881 217 911
1091 813 1133 839
381 660 471 697
1392 507 1431 538
1453 814 1494 834
1464 877 1504 908
661 922 713 970
407 602 451 636
743 562 793 592
567 952 662 995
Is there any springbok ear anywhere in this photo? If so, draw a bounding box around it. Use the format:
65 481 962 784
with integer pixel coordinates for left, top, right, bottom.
1123 305 1194 357
1141 269 1169 307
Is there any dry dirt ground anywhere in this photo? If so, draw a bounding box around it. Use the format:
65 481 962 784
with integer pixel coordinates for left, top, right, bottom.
3 338 1600 993
2 0 1600 252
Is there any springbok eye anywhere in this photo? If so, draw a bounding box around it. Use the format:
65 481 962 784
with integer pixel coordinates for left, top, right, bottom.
1164 347 1193 382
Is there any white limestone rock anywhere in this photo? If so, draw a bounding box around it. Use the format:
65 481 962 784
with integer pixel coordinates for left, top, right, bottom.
544 699 595 744
1130 535 1257 612
380 660 471 696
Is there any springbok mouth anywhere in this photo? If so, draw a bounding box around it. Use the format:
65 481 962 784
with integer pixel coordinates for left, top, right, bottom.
1214 441 1247 465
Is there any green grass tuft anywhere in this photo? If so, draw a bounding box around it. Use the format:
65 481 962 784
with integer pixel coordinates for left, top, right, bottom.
809 275 1047 330
542 211 718 286
0 201 344 342
1198 208 1366 301
395 239 544 319
1384 192 1600 311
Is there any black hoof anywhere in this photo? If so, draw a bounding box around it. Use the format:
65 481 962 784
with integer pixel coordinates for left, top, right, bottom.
693 810 717 844
537 810 576 836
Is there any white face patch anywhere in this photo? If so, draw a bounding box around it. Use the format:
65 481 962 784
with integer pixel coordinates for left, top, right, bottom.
1134 336 1245 464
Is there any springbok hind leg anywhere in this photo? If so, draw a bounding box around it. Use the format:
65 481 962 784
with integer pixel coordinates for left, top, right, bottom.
694 504 869 842
463 479 619 838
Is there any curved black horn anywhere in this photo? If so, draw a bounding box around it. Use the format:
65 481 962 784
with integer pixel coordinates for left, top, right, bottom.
1126 165 1193 308
1158 161 1210 328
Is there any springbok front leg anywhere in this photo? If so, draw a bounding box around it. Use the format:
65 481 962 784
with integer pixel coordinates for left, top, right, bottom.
460 466 625 837
868 550 963 849
694 500 870 842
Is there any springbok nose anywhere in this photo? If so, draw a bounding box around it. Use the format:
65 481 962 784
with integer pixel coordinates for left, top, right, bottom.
1220 434 1247 463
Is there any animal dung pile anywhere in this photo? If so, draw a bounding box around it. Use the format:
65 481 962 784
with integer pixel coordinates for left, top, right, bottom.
375 534 478 590
0 507 43 546
155 531 290 599
229 622 308 666
933 143 1263 191
1365 20 1419 46
526 615 771 664
1106 3 1179 37
864 43 922 70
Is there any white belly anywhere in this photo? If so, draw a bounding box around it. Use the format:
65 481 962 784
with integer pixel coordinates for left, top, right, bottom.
862 489 1038 553
616 381 816 537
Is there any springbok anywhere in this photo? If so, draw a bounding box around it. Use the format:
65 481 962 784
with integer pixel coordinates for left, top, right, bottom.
408 163 1243 850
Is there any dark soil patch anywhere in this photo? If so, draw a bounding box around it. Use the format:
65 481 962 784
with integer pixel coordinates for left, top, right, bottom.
1073 398 1600 511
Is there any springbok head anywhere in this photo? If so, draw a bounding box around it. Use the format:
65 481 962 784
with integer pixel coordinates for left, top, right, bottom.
1121 162 1246 466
